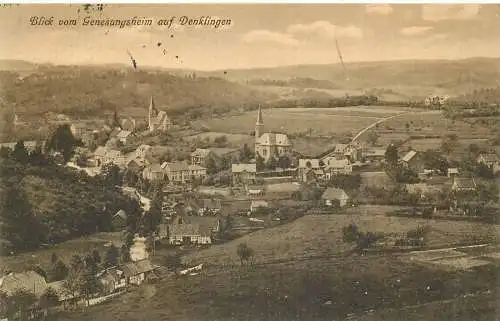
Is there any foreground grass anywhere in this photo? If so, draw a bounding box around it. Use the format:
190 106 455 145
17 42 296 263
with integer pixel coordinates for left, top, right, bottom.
54 255 498 321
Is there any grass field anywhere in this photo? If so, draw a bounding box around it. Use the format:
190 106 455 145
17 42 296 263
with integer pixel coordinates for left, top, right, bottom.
183 214 499 267
0 232 123 273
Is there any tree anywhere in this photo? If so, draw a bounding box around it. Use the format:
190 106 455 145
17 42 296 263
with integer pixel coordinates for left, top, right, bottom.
50 252 58 266
52 260 69 281
99 163 122 186
80 256 102 306
265 156 278 170
342 224 360 244
45 124 82 163
92 249 101 266
29 145 47 166
62 268 82 305
205 157 217 175
385 144 398 165
239 144 253 163
236 243 254 266
39 287 60 309
103 244 119 268
277 154 291 169
70 255 84 271
441 134 459 155
256 154 265 171
11 140 29 164
120 244 131 263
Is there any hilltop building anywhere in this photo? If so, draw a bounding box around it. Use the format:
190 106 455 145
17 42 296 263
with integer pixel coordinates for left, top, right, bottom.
254 106 292 161
148 96 172 132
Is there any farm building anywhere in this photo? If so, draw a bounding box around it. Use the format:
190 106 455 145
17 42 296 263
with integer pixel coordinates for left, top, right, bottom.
250 200 269 212
400 150 425 173
231 163 257 185
97 267 127 294
477 153 500 173
321 187 350 207
121 259 159 286
168 216 220 245
0 271 48 298
451 177 477 192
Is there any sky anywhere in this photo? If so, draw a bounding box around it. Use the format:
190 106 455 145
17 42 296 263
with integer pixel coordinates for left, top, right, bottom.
1 4 500 70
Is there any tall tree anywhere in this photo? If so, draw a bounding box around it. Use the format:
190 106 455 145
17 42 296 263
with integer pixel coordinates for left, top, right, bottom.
99 163 122 186
103 244 119 268
45 124 82 163
385 144 399 165
256 154 265 171
12 140 29 164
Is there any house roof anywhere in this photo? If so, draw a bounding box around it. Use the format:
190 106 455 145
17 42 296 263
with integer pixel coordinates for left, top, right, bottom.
405 183 441 195
162 162 190 172
114 209 127 220
200 199 222 209
170 216 218 237
452 177 477 190
365 148 386 157
401 150 418 163
251 200 268 208
0 271 48 297
232 163 257 173
448 168 459 174
189 164 206 171
208 148 237 157
258 133 291 146
325 158 350 169
191 148 212 158
121 260 157 277
298 159 321 169
321 187 349 200
478 153 500 163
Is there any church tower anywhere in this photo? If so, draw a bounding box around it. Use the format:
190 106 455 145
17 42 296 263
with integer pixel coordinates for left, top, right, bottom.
148 96 156 132
255 105 264 154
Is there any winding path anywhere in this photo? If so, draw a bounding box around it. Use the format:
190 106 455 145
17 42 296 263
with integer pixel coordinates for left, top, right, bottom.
350 111 410 143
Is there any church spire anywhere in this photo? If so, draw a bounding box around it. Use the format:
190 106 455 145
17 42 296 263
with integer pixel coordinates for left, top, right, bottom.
255 104 264 142
148 96 157 132
256 104 263 125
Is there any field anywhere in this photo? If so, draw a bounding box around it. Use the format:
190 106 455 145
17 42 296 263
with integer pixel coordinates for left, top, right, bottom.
183 214 499 267
0 232 123 273
54 213 499 321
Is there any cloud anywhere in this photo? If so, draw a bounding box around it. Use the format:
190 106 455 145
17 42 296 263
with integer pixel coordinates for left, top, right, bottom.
422 5 480 21
365 4 394 15
400 26 433 36
287 21 363 38
242 30 300 46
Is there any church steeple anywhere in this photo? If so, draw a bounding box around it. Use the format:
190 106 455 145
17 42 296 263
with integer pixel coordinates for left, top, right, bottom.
255 104 264 140
148 96 156 132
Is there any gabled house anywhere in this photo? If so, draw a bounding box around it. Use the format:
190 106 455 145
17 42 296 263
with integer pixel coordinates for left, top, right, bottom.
97 267 127 294
0 271 48 298
191 148 213 166
333 144 349 160
162 162 190 184
477 153 500 173
232 163 257 185
168 216 220 245
198 199 222 216
451 177 477 192
400 150 425 173
142 163 165 182
298 159 322 182
121 259 158 286
112 209 128 230
324 158 353 177
321 187 350 207
116 130 133 144
447 167 459 178
250 200 269 212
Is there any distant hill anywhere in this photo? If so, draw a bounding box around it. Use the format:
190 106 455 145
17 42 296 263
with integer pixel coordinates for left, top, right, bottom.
0 63 275 120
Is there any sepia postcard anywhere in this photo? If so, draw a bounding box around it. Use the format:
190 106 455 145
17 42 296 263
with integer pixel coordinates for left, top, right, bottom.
0 3 499 321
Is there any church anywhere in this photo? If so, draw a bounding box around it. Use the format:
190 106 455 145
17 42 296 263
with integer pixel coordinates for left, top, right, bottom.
148 96 172 132
254 105 292 161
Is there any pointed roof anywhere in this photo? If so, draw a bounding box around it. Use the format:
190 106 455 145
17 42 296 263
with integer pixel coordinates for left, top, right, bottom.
148 96 158 114
256 105 263 124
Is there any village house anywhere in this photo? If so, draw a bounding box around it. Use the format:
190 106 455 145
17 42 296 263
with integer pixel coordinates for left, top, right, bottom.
400 150 425 173
191 148 238 166
451 177 477 192
321 187 350 207
297 159 322 182
477 153 500 173
250 200 269 213
198 199 222 216
115 130 133 144
168 216 220 245
0 271 48 298
447 167 459 178
112 209 128 231
363 148 386 163
162 162 207 184
142 163 165 181
97 267 127 294
323 158 353 177
93 146 123 167
232 163 257 185
121 259 158 286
